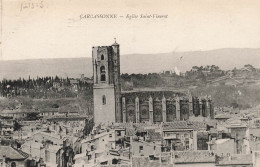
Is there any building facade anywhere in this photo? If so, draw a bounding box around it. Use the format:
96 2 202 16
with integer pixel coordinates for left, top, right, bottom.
92 41 121 125
92 42 214 125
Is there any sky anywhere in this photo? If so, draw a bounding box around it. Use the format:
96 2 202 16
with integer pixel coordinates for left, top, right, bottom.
0 0 260 60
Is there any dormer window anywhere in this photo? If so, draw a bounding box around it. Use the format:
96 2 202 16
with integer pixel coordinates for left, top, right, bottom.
101 54 104 60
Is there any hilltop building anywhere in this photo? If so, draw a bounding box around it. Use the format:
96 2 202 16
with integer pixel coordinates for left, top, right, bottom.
92 41 214 125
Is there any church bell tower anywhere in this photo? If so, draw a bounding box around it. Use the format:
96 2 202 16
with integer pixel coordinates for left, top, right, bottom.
92 40 121 125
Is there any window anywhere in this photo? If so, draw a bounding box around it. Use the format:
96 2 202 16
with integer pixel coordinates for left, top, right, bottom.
109 134 112 138
100 66 106 81
101 54 104 60
139 146 143 152
11 162 16 167
102 95 106 105
117 131 121 136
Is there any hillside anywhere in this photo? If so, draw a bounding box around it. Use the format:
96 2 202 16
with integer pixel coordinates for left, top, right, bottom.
0 48 259 80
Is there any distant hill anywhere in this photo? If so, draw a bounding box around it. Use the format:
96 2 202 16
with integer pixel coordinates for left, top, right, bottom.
0 48 259 80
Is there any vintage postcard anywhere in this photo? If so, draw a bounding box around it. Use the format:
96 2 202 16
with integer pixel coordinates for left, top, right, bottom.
0 0 260 167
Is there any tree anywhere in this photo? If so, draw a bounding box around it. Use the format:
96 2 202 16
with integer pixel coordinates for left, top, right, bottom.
83 118 94 136
14 121 22 131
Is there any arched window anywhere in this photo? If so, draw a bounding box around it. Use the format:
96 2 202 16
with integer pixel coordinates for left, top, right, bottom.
101 55 104 60
100 66 106 81
102 95 106 105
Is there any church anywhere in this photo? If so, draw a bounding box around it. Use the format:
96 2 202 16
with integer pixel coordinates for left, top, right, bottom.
92 41 214 125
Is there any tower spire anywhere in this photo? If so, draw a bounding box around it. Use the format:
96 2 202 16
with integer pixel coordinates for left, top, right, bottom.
112 38 119 46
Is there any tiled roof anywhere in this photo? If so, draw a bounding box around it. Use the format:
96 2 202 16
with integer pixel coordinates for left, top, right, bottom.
0 124 13 128
0 109 38 114
249 128 260 137
40 108 59 113
58 104 81 113
132 156 173 167
163 121 206 131
147 129 161 141
126 128 136 136
174 151 215 164
47 116 87 121
0 146 29 160
216 154 252 165
128 123 160 132
215 114 231 119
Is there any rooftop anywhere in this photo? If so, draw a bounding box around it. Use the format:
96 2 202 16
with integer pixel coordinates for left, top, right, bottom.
216 154 252 165
46 115 87 122
174 151 215 164
215 139 232 144
162 121 207 131
215 114 231 119
249 128 260 137
0 146 29 160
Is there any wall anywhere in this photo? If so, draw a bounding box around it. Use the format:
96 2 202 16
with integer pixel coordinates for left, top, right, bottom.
132 140 161 156
212 139 235 156
94 86 116 125
175 163 215 167
122 93 213 123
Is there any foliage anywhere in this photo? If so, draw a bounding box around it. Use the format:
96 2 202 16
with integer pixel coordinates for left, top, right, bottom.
14 120 22 131
0 76 92 99
190 85 260 109
83 118 94 136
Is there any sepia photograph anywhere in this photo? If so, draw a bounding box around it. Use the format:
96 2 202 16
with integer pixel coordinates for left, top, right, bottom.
0 0 260 166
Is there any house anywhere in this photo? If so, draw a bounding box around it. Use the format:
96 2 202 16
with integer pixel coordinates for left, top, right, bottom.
132 139 162 157
226 120 249 154
207 138 235 156
249 128 260 152
162 121 207 151
80 74 93 84
32 131 64 146
253 151 260 167
0 145 29 167
132 156 173 167
216 154 253 167
80 129 117 162
21 141 45 161
39 108 58 118
46 116 87 135
215 114 231 125
174 151 215 167
0 109 40 120
69 79 79 92
0 116 15 135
